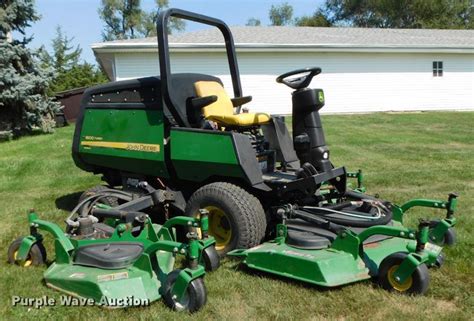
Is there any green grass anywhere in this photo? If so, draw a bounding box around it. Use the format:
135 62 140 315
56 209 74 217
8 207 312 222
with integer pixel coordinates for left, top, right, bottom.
1 111 473 320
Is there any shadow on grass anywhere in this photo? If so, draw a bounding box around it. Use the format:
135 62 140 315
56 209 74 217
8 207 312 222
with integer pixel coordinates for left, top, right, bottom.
55 191 83 211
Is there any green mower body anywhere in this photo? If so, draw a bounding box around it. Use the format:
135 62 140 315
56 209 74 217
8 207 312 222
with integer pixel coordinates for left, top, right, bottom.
71 8 458 259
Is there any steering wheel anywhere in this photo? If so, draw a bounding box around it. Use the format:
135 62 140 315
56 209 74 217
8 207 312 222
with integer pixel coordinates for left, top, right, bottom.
276 67 321 90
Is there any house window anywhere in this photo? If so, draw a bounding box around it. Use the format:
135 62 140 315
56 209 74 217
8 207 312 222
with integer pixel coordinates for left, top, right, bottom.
433 61 443 77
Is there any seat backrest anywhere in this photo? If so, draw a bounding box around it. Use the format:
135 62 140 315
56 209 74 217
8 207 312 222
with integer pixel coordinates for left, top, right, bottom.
194 81 234 117
165 74 223 127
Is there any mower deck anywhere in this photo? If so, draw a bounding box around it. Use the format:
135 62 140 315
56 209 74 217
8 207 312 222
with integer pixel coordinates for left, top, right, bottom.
229 223 442 288
45 263 161 305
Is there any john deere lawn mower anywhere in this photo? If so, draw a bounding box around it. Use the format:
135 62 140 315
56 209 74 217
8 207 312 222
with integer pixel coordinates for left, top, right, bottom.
8 188 218 312
70 6 458 269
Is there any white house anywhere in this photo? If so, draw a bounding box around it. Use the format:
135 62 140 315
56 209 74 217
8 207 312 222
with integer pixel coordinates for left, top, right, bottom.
92 27 474 115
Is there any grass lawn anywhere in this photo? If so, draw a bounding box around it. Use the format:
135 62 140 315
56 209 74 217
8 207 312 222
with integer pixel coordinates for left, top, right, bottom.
1 111 473 320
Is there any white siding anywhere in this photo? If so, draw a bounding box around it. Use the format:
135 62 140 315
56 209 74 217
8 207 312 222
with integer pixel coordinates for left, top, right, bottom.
115 51 474 114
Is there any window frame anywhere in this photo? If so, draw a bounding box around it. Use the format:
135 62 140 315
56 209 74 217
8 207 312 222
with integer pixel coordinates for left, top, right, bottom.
433 61 443 77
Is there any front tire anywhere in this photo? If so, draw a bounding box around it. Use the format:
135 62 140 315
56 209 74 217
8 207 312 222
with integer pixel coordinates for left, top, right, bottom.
162 270 207 313
185 182 266 255
378 252 429 295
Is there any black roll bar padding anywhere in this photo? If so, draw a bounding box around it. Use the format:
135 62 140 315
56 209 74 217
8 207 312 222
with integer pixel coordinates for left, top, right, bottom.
157 8 244 126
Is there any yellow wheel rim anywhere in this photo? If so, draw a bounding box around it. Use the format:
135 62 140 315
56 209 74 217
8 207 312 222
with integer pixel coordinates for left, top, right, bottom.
199 206 232 251
387 265 413 292
13 250 32 267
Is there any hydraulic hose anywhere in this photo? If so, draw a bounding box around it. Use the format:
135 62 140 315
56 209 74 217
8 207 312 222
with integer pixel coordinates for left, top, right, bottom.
301 201 393 228
65 190 133 228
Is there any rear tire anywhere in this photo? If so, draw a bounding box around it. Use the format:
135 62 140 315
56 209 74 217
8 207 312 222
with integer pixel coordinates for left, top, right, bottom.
185 182 266 255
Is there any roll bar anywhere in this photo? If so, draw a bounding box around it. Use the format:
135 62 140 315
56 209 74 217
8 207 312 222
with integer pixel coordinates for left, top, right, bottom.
156 8 243 127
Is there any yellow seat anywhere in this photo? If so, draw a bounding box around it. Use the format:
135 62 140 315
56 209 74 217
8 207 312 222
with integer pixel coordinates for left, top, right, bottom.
194 81 271 127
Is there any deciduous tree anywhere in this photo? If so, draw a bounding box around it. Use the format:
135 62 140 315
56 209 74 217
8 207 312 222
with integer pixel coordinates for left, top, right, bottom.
324 0 473 29
269 2 294 26
246 18 262 26
99 0 185 40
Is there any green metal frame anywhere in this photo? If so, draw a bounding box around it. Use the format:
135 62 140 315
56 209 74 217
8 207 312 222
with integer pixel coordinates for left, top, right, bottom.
391 193 457 245
15 210 215 305
345 170 458 246
346 169 366 193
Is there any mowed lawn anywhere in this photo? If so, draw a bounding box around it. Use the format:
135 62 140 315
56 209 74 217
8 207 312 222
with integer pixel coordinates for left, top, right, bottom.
1 112 473 320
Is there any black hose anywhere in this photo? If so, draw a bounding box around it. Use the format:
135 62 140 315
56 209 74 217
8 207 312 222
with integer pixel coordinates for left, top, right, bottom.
324 201 353 211
344 190 378 201
301 205 393 228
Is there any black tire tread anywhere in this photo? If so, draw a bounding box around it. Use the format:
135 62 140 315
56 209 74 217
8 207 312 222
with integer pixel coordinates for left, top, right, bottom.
378 252 430 295
162 269 207 313
443 228 456 246
7 237 46 266
185 182 266 253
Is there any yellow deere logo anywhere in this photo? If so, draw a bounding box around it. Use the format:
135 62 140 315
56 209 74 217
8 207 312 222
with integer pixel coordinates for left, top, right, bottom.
81 141 160 153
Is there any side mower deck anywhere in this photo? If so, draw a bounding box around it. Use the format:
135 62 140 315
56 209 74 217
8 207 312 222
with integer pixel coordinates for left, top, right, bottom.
229 220 442 293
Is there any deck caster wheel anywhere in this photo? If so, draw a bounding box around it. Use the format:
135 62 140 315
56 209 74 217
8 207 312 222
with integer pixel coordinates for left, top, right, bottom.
433 253 445 268
202 246 220 272
163 269 207 313
441 228 456 246
7 237 46 267
378 252 429 295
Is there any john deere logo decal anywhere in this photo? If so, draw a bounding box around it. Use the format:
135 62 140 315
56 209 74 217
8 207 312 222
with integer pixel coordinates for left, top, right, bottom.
318 91 325 103
81 141 160 153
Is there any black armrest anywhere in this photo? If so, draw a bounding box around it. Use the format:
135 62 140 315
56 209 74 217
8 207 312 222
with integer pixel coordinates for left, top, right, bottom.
231 95 252 107
190 95 218 110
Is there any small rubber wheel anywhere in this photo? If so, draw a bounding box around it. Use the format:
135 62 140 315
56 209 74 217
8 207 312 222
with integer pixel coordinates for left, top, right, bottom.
378 252 429 295
7 237 46 267
185 182 266 256
442 228 456 246
434 253 445 268
79 185 119 207
163 269 207 313
201 246 220 272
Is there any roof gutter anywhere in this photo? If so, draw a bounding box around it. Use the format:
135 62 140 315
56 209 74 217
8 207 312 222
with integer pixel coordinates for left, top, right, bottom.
91 42 474 54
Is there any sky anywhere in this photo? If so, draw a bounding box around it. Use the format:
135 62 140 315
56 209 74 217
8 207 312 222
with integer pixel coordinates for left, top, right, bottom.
23 0 324 64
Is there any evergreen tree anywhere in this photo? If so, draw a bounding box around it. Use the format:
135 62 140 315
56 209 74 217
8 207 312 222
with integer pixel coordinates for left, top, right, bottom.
39 26 81 72
39 27 108 95
0 0 61 140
